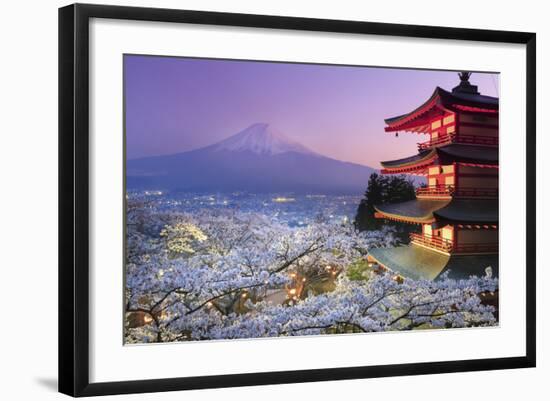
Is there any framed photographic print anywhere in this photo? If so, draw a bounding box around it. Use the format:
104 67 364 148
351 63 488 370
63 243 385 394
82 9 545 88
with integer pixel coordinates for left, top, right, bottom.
58 3 536 397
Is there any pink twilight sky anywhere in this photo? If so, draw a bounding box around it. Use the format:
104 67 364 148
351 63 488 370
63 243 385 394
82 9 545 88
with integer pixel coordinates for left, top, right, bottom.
124 55 499 168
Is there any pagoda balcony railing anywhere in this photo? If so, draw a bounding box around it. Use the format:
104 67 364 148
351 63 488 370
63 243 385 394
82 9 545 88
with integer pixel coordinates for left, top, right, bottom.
416 185 498 198
417 134 453 150
416 184 454 198
417 133 498 150
410 233 453 253
410 233 498 254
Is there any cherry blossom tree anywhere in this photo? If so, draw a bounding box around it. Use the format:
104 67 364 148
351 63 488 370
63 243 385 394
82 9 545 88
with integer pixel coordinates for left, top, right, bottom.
125 200 497 343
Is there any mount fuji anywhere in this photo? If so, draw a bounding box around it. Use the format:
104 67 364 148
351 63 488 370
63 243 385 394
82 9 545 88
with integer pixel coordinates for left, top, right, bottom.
127 123 377 194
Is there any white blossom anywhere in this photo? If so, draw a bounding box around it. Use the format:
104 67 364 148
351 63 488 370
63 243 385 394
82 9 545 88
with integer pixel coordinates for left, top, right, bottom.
125 200 497 343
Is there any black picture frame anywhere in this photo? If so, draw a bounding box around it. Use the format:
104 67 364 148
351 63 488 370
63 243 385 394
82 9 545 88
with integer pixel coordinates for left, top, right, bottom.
59 3 536 397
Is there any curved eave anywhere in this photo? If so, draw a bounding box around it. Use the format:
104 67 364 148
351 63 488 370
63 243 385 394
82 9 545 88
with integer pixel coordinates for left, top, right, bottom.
374 199 451 224
369 246 499 281
444 89 499 110
380 144 499 171
369 246 449 280
436 144 499 165
433 199 499 223
380 166 430 175
384 88 441 129
380 149 436 169
446 104 499 114
384 87 499 132
457 162 499 169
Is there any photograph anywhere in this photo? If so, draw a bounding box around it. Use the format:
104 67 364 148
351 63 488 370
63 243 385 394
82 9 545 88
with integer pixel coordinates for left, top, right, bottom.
124 55 500 344
0 0 541 398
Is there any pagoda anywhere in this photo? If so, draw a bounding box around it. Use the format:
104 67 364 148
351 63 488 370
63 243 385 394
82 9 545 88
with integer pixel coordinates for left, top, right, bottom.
368 72 499 281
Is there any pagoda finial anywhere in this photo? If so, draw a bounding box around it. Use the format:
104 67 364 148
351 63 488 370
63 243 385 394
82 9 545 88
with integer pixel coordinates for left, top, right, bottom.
452 71 479 95
458 71 472 82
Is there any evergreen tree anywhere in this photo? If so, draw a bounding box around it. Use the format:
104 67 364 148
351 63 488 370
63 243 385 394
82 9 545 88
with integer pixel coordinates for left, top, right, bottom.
355 173 383 231
386 175 416 203
354 173 417 234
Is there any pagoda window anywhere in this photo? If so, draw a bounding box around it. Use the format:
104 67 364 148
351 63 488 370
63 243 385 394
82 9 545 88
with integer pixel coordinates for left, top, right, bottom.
443 114 455 125
427 165 454 183
417 164 456 198
431 119 442 130
441 225 454 242
423 224 433 236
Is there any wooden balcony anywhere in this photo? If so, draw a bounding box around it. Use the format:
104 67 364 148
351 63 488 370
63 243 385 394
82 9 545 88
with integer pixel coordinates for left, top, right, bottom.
416 185 454 198
410 233 498 254
417 134 453 150
410 233 453 253
417 133 498 150
416 185 497 199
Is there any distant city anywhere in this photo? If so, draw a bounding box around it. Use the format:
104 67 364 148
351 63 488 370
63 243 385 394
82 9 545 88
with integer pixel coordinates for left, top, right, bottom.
128 190 361 228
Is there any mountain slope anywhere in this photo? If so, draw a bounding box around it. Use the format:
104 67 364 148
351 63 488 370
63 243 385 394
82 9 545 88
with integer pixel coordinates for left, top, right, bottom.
127 123 377 194
213 123 314 155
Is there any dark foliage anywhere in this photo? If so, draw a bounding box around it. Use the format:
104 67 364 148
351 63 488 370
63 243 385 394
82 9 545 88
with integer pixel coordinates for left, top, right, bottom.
354 173 419 239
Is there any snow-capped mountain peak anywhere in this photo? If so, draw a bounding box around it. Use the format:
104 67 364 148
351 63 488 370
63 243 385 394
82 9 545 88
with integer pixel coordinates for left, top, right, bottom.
214 123 314 155
127 122 377 193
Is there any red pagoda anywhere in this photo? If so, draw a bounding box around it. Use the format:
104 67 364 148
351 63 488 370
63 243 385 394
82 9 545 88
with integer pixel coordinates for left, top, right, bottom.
368 72 499 280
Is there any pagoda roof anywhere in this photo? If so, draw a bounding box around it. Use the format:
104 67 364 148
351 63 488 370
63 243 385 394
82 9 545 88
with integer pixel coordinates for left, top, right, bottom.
385 87 499 132
434 199 498 223
374 198 450 224
369 245 499 281
380 149 436 169
380 144 498 173
437 144 498 165
375 198 498 224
